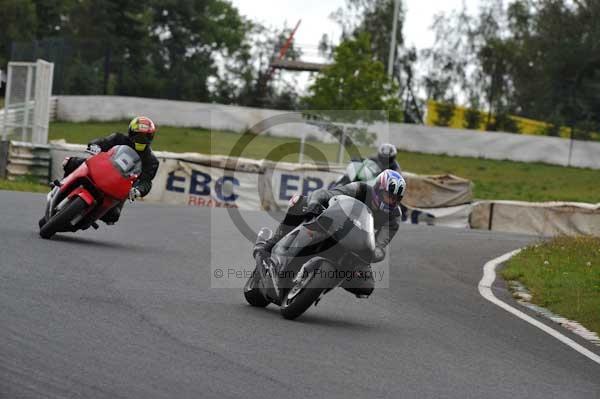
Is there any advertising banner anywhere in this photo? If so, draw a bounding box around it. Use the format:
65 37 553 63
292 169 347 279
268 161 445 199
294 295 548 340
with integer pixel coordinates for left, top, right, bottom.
144 159 262 211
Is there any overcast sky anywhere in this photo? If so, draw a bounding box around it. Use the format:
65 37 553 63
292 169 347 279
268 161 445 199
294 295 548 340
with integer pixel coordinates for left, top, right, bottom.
230 0 483 53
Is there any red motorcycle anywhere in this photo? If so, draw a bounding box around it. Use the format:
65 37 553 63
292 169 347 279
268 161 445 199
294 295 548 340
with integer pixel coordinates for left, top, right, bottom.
39 145 142 239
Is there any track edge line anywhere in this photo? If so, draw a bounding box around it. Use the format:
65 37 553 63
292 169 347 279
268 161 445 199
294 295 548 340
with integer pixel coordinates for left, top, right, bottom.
478 249 600 366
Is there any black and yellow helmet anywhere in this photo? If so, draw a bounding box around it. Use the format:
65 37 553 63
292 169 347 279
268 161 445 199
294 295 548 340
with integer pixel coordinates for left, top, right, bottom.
128 116 156 151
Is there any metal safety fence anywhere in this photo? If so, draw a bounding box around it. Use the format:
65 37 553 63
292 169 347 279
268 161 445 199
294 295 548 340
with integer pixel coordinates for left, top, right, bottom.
1 60 54 144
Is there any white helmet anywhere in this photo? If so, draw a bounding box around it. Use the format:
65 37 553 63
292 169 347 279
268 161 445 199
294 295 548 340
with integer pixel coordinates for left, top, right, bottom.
372 170 406 213
377 143 397 163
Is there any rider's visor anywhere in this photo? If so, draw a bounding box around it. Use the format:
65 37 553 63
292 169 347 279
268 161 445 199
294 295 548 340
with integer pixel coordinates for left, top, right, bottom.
381 191 398 206
132 132 154 145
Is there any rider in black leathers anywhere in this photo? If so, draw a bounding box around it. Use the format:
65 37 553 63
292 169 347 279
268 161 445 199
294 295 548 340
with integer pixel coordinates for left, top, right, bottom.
61 116 159 224
256 169 406 298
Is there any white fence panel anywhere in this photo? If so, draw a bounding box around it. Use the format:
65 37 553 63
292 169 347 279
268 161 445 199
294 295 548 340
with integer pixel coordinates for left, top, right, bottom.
32 60 54 144
1 60 54 144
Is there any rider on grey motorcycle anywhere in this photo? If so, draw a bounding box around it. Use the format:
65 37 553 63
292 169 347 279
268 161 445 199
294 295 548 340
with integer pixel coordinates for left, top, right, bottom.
335 143 400 186
255 169 406 298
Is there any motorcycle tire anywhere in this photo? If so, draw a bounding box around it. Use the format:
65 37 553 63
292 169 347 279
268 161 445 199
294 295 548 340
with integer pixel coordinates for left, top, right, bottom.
39 197 87 239
280 261 338 320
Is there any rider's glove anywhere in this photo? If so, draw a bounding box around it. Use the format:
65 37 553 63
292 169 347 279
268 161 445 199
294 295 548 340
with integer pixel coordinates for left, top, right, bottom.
372 246 386 263
128 187 141 202
253 243 270 262
87 144 101 155
305 202 326 219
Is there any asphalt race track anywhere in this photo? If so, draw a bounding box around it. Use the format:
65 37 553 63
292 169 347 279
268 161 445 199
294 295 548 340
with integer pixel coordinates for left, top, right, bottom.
1 190 599 398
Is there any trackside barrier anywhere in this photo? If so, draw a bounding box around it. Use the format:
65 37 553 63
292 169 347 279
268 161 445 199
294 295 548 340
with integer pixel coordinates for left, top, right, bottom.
470 201 600 236
0 141 9 178
48 97 58 122
401 173 472 208
41 141 600 235
0 97 57 129
0 141 51 183
46 141 474 228
0 107 26 131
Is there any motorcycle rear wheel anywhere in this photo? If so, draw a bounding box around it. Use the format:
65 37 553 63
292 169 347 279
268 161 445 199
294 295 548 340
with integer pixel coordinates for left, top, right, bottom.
39 197 87 239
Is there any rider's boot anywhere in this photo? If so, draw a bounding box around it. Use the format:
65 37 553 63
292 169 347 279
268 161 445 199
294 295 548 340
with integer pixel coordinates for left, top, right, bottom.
100 202 123 225
254 194 308 258
341 263 375 298
254 222 293 258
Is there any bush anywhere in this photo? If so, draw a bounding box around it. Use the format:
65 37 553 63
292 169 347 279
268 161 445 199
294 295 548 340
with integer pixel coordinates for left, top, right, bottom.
63 57 103 95
572 120 598 141
434 102 456 127
494 113 521 134
464 107 483 130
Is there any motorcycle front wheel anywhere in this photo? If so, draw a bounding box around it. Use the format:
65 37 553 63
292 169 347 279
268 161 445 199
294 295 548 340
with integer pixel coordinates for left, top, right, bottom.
280 261 338 320
39 197 87 239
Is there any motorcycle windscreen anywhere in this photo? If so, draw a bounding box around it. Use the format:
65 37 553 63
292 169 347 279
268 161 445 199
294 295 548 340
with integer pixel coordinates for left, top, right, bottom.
344 161 362 181
356 159 381 184
345 159 380 183
316 195 376 254
110 145 142 177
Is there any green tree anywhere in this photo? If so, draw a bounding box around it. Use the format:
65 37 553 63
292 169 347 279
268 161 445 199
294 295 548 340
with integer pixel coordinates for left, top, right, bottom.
331 0 405 67
511 0 600 132
149 0 248 101
31 0 73 38
5 0 252 102
0 0 36 66
63 56 103 94
434 102 456 127
213 23 302 109
303 33 402 121
330 0 419 121
57 0 155 95
464 97 483 129
422 1 516 126
422 0 600 138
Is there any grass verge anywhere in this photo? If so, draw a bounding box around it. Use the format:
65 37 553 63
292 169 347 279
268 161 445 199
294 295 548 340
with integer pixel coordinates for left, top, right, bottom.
394 151 600 203
0 177 48 193
49 121 600 203
501 236 600 335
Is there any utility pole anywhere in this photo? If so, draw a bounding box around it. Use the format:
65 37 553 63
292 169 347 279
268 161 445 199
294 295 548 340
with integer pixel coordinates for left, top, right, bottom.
387 0 401 79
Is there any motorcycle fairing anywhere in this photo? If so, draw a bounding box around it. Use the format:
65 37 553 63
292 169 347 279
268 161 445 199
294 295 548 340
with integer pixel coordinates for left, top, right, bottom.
43 145 140 231
69 186 95 206
87 149 136 200
271 195 376 294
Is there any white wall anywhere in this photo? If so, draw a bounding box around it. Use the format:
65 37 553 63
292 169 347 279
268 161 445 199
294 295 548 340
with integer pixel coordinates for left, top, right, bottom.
55 95 334 143
373 123 581 167
55 95 600 169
